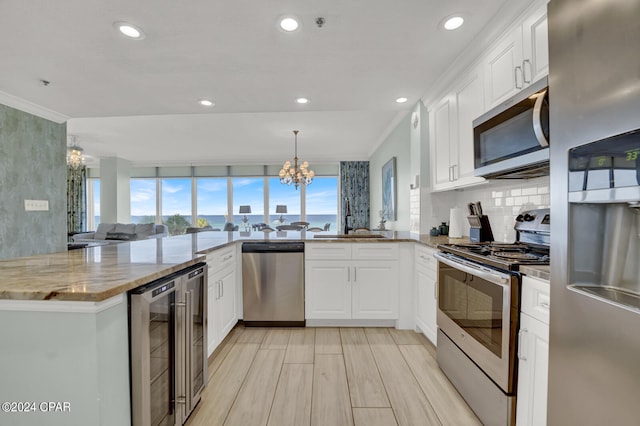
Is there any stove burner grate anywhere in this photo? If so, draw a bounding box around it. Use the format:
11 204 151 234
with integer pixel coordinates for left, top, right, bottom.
493 251 541 260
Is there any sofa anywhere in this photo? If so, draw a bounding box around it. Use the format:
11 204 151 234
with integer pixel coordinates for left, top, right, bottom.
72 223 168 243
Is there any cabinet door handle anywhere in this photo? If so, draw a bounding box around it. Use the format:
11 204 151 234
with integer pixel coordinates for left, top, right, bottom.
452 164 458 181
354 267 357 282
221 280 224 298
217 280 222 299
518 328 528 361
448 166 453 182
515 66 523 89
223 255 233 261
522 59 532 83
347 267 350 282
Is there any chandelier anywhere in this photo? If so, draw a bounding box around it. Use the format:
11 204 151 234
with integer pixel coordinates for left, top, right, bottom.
66 135 85 169
279 130 314 189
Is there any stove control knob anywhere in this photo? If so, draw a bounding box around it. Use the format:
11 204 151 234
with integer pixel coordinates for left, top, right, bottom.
523 214 536 222
516 214 524 222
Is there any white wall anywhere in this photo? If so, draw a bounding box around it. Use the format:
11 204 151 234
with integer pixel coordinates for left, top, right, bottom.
369 112 412 231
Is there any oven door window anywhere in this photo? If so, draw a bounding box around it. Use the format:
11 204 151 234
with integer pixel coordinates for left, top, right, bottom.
439 267 504 357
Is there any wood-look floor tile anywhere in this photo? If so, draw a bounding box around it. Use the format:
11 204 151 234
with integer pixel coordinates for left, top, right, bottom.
236 327 267 344
186 343 260 426
366 332 441 426
340 328 390 408
363 327 390 335
284 328 316 364
388 328 423 345
260 328 292 350
353 408 398 426
312 354 353 426
315 327 343 354
208 326 242 380
267 363 313 426
399 345 481 426
224 349 285 426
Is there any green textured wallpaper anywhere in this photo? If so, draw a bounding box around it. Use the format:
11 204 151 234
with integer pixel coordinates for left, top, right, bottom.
0 103 67 259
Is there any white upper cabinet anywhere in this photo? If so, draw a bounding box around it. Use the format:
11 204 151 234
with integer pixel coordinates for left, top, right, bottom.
522 6 549 86
484 4 549 109
430 64 486 191
454 67 486 185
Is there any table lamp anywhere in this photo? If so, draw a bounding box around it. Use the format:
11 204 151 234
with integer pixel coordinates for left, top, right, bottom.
276 205 287 223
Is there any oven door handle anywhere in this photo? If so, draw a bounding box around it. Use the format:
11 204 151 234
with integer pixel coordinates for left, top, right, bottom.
434 252 511 286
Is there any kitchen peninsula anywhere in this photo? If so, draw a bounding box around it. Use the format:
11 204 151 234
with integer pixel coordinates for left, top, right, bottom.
0 231 457 426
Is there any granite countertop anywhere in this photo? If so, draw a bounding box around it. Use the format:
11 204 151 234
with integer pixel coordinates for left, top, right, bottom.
0 230 469 303
0 237 205 302
520 264 551 281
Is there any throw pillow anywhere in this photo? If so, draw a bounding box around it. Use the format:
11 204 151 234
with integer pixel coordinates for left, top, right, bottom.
94 223 116 240
114 223 136 234
135 223 155 238
105 232 138 241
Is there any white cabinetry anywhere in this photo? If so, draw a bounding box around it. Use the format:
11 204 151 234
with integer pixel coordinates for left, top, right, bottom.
305 243 398 321
430 65 486 191
414 245 438 344
206 245 238 356
517 275 550 426
484 4 549 108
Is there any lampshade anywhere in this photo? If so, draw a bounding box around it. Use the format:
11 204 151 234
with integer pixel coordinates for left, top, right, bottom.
275 205 287 214
239 205 251 214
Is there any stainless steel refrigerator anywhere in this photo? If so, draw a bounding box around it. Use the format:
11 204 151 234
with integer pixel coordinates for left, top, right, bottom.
548 0 640 424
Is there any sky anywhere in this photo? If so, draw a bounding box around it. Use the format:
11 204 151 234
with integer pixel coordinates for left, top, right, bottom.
126 176 338 217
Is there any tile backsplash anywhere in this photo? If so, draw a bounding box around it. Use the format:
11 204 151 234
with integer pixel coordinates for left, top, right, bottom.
421 176 550 242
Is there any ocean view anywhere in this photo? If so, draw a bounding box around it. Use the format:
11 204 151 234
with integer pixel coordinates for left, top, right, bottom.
95 214 338 233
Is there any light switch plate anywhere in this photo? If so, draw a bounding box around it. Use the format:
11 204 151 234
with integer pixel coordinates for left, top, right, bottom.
25 199 49 211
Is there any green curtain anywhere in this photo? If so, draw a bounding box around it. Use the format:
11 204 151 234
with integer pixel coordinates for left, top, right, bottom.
67 165 86 234
340 161 370 231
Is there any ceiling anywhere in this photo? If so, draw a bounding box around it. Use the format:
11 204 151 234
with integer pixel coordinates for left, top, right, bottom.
0 0 514 167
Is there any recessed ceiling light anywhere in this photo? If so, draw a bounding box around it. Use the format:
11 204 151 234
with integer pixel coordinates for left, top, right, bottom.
396 97 408 104
443 16 464 31
114 22 145 39
199 99 214 107
280 17 299 32
296 98 309 104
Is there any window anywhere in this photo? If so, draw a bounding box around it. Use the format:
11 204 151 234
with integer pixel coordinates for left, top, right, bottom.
232 178 264 230
268 177 300 225
130 179 157 224
87 178 100 230
196 178 228 229
305 177 338 231
161 178 192 235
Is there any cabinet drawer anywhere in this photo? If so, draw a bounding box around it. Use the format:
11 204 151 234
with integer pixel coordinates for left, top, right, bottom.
521 275 550 325
415 245 437 272
305 243 352 260
206 245 236 270
351 243 398 260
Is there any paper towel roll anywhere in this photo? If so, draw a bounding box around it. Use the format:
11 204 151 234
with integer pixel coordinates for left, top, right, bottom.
448 207 465 238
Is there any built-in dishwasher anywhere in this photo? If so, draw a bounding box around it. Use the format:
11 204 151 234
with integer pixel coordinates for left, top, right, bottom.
242 242 305 326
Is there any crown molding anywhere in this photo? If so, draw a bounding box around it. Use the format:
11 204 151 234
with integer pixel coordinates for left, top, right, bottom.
0 90 69 123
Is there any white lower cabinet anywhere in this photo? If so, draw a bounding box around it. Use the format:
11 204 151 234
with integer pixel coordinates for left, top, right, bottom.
305 243 399 320
206 246 238 357
517 275 550 426
414 245 438 344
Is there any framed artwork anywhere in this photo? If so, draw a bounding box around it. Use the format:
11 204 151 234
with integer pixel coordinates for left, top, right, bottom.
382 157 397 221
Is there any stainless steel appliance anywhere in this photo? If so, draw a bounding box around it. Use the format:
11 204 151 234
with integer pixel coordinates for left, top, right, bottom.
129 263 207 426
473 76 549 179
436 209 550 425
242 242 305 326
548 0 640 424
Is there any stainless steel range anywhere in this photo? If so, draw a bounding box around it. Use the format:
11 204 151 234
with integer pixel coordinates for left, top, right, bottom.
435 208 549 426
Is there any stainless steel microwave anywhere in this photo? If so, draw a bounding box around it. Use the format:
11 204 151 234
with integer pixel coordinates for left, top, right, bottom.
473 76 549 179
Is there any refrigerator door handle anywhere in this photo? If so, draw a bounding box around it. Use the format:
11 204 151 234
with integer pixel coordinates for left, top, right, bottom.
185 289 193 414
